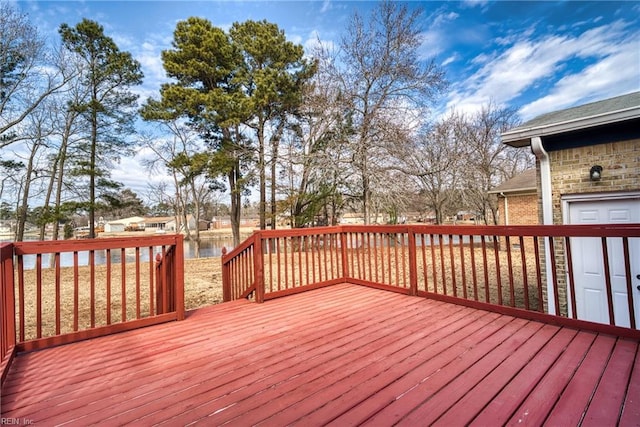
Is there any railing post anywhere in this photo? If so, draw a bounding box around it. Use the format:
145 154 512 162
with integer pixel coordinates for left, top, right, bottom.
174 234 185 320
221 247 230 302
1 244 16 364
407 229 418 296
340 230 349 280
254 232 265 303
155 253 165 314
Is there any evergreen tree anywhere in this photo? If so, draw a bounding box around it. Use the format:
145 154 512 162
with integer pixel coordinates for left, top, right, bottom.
59 19 143 238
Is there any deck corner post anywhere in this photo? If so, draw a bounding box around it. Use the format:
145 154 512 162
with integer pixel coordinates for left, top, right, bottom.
221 247 230 302
408 230 418 296
174 234 185 320
254 233 265 303
0 243 17 381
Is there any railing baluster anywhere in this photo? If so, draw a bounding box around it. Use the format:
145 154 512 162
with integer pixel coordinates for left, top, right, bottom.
36 254 42 339
73 252 79 331
448 235 456 297
89 250 95 328
276 237 282 291
548 237 560 316
470 236 478 301
565 237 577 319
148 246 154 316
439 234 446 296
121 248 127 322
533 236 543 312
419 234 428 293
481 236 489 303
622 237 636 329
519 236 529 310
459 235 467 299
55 252 61 335
106 249 112 324
18 256 25 342
493 236 502 306
401 233 407 289
601 237 615 325
506 236 515 307
135 247 141 319
430 234 437 294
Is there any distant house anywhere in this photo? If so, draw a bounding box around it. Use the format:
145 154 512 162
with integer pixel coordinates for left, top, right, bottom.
0 221 12 237
501 91 640 327
142 216 174 233
339 212 387 225
210 216 259 230
488 169 538 226
103 216 145 233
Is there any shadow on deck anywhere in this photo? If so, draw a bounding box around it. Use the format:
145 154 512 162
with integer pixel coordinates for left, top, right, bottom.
2 283 639 425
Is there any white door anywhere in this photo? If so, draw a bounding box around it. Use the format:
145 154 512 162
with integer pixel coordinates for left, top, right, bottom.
568 198 640 328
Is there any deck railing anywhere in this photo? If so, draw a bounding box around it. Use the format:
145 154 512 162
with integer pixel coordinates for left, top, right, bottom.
222 224 640 336
0 235 185 372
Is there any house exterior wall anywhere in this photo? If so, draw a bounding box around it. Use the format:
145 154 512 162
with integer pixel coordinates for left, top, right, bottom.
497 193 539 226
538 137 640 317
547 139 640 226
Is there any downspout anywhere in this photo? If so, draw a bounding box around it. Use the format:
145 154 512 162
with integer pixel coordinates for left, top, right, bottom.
531 136 556 315
500 192 508 225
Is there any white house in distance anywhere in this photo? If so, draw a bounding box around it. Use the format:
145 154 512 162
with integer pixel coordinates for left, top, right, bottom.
103 216 146 233
102 215 206 234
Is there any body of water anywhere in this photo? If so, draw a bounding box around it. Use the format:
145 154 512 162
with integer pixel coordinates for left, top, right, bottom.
4 237 237 269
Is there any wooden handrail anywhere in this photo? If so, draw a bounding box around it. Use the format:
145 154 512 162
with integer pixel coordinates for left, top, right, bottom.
221 224 640 337
1 235 185 361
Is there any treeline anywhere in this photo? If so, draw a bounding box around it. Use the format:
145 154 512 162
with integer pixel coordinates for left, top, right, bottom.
0 2 532 244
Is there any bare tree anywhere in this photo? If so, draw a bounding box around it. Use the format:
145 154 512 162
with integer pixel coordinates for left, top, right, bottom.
457 102 533 224
323 1 447 223
277 64 352 227
0 3 71 146
13 103 55 240
390 111 466 224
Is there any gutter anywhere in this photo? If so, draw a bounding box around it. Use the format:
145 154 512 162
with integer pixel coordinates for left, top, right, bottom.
531 136 556 315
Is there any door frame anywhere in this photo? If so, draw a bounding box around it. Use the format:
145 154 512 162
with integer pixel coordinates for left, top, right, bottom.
562 190 640 323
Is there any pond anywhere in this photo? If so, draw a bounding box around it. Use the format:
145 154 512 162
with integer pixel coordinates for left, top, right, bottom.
6 236 238 269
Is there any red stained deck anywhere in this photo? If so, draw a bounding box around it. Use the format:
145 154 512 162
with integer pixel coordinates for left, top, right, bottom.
2 283 639 426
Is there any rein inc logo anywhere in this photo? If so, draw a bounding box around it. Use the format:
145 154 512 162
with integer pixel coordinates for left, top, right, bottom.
1 419 34 425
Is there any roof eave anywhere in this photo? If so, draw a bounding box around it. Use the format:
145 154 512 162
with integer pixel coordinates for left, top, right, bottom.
488 187 537 195
501 106 640 147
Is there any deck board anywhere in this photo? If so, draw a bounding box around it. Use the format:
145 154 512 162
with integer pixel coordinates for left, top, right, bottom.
2 283 639 426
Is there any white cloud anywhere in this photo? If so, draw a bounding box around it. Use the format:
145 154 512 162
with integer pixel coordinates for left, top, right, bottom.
320 0 332 14
445 18 639 119
520 40 640 119
441 54 458 67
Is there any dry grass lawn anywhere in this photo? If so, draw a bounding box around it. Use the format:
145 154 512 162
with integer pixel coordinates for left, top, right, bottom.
16 257 223 341
15 241 548 342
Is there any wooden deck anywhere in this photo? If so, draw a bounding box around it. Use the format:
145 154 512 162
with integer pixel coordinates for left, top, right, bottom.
2 283 639 426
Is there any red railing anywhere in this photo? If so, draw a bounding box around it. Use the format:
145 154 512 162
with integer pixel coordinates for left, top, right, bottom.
0 235 185 368
0 243 16 384
222 224 640 336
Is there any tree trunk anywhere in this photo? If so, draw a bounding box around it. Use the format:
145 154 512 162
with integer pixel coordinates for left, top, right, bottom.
228 163 242 246
258 123 266 230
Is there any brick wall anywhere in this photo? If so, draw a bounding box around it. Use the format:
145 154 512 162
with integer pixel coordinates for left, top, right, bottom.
498 193 539 225
548 139 640 225
540 138 640 316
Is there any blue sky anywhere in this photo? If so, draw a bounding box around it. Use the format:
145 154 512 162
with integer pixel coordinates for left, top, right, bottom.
10 0 640 199
17 0 640 120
